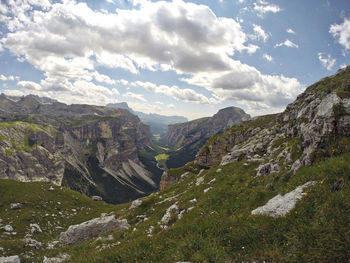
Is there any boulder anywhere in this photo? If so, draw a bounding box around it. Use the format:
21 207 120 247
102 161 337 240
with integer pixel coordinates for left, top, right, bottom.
59 214 130 245
251 181 316 217
30 223 42 234
0 256 21 263
10 203 21 209
42 254 70 263
24 238 43 249
129 199 142 210
91 196 103 201
4 225 13 232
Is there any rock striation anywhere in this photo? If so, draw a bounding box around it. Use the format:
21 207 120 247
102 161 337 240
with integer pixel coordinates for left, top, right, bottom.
0 95 158 204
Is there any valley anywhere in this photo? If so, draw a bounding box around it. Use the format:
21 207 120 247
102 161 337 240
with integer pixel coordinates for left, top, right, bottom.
1 67 350 262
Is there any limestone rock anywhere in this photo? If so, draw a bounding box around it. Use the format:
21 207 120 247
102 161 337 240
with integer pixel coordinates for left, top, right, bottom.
43 254 70 263
4 225 13 232
24 238 43 249
251 181 316 217
160 203 179 227
0 256 21 263
159 172 178 191
59 214 130 245
129 199 142 210
10 203 21 209
92 196 103 201
30 223 42 234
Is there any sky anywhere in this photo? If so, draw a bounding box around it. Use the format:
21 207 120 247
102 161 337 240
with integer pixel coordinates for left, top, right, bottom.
0 0 349 120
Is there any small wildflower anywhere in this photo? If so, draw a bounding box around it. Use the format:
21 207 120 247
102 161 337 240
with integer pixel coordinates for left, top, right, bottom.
320 180 324 184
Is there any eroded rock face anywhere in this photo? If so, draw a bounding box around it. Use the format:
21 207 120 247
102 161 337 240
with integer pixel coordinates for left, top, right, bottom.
194 67 350 176
164 107 250 168
59 214 130 245
0 96 158 204
159 172 178 191
251 181 316 217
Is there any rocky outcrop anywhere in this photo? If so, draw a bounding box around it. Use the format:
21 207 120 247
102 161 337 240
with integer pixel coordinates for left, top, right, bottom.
194 67 350 175
164 107 250 168
159 171 178 191
252 181 316 217
59 214 130 245
166 107 250 149
0 96 159 204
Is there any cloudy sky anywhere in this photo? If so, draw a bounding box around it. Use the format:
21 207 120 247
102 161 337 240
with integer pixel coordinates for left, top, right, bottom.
0 0 349 119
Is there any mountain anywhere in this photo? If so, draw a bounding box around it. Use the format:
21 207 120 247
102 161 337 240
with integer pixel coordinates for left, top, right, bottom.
106 102 188 135
0 95 162 204
1 67 350 262
163 106 250 168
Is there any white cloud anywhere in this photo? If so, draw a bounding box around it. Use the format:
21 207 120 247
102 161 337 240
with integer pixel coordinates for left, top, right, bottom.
124 91 147 102
263 53 273 62
286 28 295 34
16 79 120 105
251 24 269 42
275 39 299 48
254 1 281 17
130 80 217 104
318 52 336 71
341 64 347 69
17 81 42 91
330 17 350 51
0 0 302 114
181 61 303 114
0 74 20 81
0 74 7 81
106 0 115 3
168 104 175 109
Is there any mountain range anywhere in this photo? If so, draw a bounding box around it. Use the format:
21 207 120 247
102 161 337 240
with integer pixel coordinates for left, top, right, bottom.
106 102 188 135
0 67 350 262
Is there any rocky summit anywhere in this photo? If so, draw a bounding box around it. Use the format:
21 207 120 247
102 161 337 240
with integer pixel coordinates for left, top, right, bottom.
163 106 250 168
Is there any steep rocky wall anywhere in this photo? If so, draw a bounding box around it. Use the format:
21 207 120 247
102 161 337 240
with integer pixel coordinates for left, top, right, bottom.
0 100 158 204
195 67 350 176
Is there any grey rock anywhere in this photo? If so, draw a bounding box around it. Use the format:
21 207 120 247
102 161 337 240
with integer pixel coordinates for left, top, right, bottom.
30 223 42 234
251 181 316 217
24 238 43 249
180 172 190 181
4 225 13 232
10 203 21 209
161 203 179 227
129 199 142 210
91 196 103 201
43 254 70 263
59 214 130 245
0 256 21 263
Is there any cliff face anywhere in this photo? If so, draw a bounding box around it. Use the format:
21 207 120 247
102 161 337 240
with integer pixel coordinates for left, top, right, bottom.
0 97 158 204
164 106 250 168
195 66 350 175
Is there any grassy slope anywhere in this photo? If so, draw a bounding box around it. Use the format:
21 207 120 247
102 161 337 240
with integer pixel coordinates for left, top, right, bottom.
65 153 350 263
2 152 349 262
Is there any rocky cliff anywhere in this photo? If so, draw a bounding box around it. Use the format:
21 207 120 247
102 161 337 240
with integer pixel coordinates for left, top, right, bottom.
164 106 250 168
195 66 350 176
0 96 160 204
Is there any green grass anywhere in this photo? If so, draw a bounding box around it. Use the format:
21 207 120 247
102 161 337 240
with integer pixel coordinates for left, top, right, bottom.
0 180 119 262
155 154 169 162
2 153 350 262
305 67 350 99
51 153 349 263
